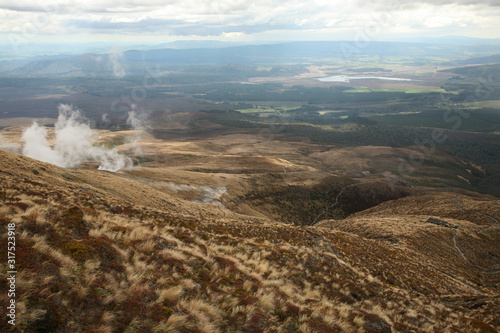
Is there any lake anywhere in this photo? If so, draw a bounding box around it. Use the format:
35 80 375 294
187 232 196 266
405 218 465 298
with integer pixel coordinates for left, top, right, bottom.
319 75 412 82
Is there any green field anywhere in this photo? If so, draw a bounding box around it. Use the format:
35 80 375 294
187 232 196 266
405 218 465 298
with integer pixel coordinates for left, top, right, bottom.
235 101 306 113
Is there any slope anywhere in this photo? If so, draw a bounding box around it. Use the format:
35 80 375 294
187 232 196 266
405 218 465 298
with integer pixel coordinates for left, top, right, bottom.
0 149 499 332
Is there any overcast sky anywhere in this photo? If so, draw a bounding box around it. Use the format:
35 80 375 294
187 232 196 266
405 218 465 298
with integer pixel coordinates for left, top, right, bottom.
1 0 500 47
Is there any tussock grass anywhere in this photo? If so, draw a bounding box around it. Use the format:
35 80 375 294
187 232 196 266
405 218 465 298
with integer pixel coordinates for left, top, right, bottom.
0 205 10 219
0 149 499 333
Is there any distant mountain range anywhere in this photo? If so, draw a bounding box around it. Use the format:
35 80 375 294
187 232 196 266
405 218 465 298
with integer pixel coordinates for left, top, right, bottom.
393 35 500 45
1 40 500 77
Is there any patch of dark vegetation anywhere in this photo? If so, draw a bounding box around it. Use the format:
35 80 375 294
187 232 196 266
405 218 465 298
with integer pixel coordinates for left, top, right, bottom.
59 206 89 237
238 175 412 225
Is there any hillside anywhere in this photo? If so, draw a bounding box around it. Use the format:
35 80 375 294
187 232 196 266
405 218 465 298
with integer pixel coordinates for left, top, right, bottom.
1 147 499 332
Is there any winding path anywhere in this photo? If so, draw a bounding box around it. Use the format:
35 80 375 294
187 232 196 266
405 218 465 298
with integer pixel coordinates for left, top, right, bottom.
452 230 471 265
476 212 499 234
451 196 499 234
417 259 486 295
449 196 500 289
310 194 495 295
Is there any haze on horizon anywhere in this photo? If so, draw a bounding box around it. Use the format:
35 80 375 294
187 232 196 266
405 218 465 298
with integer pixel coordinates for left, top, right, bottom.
1 0 500 56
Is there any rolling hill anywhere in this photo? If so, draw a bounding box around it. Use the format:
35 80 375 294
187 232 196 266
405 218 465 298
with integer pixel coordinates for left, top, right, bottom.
1 145 499 332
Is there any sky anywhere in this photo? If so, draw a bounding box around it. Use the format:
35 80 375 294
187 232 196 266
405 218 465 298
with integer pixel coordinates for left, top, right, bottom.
1 0 500 50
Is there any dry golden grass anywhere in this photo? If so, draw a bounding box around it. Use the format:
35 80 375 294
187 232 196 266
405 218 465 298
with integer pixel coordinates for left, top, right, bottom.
0 148 499 333
0 205 10 219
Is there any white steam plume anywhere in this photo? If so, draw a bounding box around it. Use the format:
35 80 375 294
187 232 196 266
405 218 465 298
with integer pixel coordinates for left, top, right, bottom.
101 113 110 123
127 107 149 131
0 133 22 154
21 104 132 172
126 107 150 155
22 122 66 166
108 47 126 77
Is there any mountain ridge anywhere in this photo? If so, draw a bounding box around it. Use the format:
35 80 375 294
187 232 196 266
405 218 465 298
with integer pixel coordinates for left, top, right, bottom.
3 41 500 77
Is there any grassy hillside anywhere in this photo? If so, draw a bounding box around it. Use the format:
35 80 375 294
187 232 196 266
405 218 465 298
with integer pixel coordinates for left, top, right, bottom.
1 149 499 332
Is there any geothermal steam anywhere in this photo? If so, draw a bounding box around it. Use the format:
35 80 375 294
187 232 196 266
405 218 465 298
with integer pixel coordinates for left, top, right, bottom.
21 104 133 172
125 106 150 155
0 134 21 154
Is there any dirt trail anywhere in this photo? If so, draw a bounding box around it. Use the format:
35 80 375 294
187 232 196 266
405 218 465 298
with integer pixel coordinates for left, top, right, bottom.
449 199 475 269
421 261 486 296
451 196 499 234
452 230 471 265
448 196 500 293
476 212 499 234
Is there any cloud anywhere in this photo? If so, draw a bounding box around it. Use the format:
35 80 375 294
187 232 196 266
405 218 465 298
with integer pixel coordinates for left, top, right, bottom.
66 17 296 36
66 17 185 31
21 104 132 172
0 0 168 13
356 0 500 9
222 32 245 39
1 0 500 40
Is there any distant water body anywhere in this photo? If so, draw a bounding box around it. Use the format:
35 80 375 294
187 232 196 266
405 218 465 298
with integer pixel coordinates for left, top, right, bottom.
319 75 412 82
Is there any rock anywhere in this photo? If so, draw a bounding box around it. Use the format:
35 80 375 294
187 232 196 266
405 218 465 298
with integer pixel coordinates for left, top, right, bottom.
426 218 458 229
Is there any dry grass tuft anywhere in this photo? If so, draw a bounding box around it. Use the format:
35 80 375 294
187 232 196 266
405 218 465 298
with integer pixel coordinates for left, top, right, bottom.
158 286 185 303
0 205 11 219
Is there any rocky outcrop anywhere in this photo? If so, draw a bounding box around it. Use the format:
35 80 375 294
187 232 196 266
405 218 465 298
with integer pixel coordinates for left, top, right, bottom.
426 217 458 229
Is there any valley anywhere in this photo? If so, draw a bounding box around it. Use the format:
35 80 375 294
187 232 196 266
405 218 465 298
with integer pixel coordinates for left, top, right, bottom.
0 41 500 332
